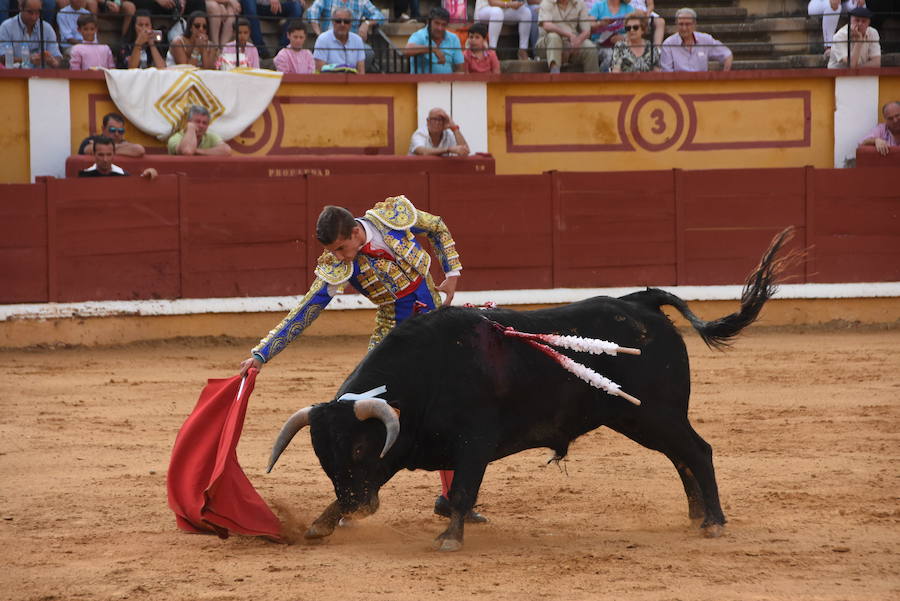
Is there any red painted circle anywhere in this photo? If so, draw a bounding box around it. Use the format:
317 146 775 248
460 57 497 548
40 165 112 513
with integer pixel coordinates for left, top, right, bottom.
629 93 685 152
228 106 274 155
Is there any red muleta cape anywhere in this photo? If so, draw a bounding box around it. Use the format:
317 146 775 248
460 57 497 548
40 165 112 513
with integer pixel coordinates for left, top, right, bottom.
167 369 282 541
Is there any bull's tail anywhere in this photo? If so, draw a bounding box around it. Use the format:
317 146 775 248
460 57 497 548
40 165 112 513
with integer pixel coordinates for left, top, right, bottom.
637 227 797 349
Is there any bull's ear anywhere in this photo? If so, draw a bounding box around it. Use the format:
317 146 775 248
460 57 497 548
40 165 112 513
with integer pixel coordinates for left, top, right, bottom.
353 399 400 458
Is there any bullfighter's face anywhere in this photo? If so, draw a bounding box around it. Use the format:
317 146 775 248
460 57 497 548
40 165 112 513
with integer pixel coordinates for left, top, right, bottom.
324 224 366 262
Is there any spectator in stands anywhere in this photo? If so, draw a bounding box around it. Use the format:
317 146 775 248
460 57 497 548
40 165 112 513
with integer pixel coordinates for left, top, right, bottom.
859 101 900 156
217 17 260 68
393 0 417 21
611 11 659 72
99 0 137 39
535 0 599 74
56 0 91 53
0 0 63 68
313 7 366 72
240 0 303 58
206 0 240 47
464 21 500 73
408 107 470 156
526 0 541 56
405 6 464 74
79 112 146 157
807 0 865 54
306 0 383 42
69 13 115 68
307 0 382 72
78 136 158 178
474 0 531 61
274 18 314 73
626 0 664 46
167 104 232 156
130 0 203 18
589 0 634 71
118 9 166 68
827 5 880 68
660 7 732 72
169 11 219 68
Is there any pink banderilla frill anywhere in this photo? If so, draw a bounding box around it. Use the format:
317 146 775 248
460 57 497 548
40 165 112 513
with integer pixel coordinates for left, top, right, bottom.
486 319 643 406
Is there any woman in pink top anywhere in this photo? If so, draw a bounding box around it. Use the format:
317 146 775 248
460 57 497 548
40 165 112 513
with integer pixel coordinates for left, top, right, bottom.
69 14 116 70
463 23 500 74
273 20 315 74
217 18 260 69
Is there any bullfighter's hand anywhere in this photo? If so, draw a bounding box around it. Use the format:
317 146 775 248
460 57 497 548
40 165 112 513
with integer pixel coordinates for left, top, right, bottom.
437 276 458 306
140 168 158 180
239 356 262 377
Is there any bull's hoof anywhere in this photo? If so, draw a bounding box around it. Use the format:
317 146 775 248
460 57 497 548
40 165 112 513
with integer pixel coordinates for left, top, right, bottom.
433 496 490 524
304 523 335 539
433 537 463 552
702 523 725 538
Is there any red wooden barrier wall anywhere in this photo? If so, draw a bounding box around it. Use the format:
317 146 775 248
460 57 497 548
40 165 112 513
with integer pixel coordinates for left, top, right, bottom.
2 167 898 305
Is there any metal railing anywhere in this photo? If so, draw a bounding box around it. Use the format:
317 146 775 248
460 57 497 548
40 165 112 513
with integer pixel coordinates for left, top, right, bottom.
0 9 896 72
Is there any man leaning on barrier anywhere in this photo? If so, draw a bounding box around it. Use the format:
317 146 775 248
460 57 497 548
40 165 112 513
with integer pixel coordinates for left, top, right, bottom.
167 105 232 157
858 101 900 156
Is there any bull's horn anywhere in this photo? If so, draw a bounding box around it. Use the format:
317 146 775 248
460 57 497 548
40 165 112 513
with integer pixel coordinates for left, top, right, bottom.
353 399 400 459
267 406 312 473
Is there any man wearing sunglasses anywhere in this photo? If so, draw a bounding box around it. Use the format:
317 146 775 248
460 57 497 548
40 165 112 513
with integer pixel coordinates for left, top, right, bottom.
313 7 367 72
78 112 146 158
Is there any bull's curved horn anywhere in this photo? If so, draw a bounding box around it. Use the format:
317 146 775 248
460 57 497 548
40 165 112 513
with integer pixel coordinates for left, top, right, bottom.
267 406 313 473
353 399 400 459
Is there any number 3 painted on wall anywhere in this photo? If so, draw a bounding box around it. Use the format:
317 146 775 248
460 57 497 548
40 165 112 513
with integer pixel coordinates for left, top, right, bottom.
650 108 666 135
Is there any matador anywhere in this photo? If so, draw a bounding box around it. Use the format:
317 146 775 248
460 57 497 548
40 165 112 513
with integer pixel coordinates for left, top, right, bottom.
239 195 487 523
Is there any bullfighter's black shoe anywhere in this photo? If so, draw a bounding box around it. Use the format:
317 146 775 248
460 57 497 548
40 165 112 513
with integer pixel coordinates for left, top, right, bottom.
434 495 489 524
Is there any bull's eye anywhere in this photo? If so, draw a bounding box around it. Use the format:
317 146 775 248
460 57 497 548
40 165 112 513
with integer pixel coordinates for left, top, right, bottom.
352 443 366 462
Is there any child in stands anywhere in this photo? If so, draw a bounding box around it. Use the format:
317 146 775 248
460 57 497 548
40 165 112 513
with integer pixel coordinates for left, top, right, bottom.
69 14 116 69
217 18 260 69
57 0 92 53
463 22 500 74
273 20 314 74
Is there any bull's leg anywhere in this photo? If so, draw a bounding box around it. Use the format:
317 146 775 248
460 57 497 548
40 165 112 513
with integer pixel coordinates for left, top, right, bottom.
433 462 488 552
670 457 706 521
607 415 726 536
304 500 344 539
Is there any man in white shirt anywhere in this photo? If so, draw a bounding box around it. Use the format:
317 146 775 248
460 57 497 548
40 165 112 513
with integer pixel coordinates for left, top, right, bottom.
828 5 880 68
408 108 471 157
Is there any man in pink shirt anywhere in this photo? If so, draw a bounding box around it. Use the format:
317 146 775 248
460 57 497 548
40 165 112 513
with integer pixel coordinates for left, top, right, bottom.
858 101 900 156
69 14 115 70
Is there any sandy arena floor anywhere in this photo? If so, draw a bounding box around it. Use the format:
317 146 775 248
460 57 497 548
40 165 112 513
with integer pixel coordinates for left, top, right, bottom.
1 325 898 601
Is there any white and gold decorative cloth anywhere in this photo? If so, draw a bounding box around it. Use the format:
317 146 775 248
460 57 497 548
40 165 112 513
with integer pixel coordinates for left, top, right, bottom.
102 66 282 141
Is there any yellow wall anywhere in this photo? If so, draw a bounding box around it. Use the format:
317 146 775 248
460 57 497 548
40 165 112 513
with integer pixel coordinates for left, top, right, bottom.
228 82 418 156
0 79 30 183
487 77 835 174
878 75 900 117
64 79 419 157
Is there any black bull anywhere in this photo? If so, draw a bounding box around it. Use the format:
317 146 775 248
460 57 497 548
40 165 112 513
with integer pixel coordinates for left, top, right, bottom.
268 229 794 551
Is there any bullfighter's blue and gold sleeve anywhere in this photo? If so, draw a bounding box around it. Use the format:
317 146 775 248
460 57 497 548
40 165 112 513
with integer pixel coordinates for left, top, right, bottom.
410 209 462 274
251 278 333 363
